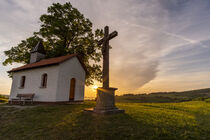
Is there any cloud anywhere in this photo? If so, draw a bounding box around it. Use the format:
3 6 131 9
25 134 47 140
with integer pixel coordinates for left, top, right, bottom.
1 0 210 95
2 0 167 94
76 0 170 93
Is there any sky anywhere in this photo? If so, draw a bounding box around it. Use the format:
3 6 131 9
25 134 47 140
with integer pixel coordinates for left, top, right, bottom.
1 0 210 98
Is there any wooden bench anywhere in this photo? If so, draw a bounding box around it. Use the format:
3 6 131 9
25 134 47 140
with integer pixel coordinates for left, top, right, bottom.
10 93 35 105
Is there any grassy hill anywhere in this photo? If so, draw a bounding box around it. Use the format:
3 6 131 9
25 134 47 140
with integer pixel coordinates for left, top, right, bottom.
116 88 210 103
1 89 210 139
0 95 8 103
1 101 210 140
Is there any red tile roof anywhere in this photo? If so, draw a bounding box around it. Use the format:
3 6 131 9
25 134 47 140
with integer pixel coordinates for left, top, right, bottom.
8 54 87 73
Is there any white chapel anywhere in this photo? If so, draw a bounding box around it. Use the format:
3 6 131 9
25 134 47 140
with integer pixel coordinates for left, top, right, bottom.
9 41 86 103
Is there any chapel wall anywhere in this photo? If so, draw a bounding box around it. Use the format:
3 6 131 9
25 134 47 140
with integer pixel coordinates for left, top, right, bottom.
56 57 86 101
9 65 59 102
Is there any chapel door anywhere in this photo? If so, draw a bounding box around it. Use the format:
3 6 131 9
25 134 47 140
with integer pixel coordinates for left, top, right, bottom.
69 78 76 101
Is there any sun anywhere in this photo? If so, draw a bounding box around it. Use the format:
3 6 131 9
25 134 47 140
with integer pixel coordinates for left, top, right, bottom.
93 85 98 90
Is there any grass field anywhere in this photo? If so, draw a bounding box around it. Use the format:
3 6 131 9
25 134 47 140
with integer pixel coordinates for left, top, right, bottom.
1 101 210 140
0 95 8 103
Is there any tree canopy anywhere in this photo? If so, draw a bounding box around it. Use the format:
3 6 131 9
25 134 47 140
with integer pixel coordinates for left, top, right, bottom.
3 2 104 86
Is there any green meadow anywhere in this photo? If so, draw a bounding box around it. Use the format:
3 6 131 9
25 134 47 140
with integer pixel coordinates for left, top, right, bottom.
1 100 210 140
0 95 8 103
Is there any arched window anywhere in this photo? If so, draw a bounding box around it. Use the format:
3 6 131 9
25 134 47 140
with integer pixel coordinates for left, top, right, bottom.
20 76 26 88
41 73 47 88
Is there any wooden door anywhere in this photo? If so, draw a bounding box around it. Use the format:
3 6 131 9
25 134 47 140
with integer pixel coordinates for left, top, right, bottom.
69 78 76 101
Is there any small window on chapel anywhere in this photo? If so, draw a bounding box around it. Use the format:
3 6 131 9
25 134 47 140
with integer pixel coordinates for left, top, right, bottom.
41 73 47 88
20 76 26 88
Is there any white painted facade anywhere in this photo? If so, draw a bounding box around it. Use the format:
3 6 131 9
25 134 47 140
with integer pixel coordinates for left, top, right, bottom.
56 57 85 101
9 57 85 102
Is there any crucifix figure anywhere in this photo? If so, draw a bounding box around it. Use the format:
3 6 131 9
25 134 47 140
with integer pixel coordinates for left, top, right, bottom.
98 26 118 88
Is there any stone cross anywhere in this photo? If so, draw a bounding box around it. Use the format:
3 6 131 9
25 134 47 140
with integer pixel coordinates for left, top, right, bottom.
84 26 124 114
98 26 118 88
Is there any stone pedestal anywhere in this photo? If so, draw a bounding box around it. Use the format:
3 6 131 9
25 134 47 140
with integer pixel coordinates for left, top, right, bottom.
85 87 124 114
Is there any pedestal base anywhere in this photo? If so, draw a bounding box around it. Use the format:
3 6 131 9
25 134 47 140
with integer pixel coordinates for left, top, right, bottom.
84 87 125 114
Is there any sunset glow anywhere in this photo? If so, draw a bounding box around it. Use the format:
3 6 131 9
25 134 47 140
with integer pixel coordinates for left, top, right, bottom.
93 85 98 90
1 0 210 97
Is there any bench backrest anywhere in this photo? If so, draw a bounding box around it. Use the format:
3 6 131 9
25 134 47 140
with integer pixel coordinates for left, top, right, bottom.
17 93 35 98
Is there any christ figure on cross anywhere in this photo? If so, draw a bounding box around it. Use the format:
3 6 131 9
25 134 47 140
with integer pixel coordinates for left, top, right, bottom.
98 26 118 88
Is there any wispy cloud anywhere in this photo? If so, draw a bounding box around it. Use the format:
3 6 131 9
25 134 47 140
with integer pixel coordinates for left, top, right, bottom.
1 0 210 95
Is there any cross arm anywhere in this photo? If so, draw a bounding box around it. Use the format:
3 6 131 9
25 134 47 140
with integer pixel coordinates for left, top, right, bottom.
97 31 118 46
108 31 118 40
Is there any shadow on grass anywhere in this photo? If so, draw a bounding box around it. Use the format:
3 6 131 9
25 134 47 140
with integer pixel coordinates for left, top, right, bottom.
0 102 209 140
194 105 210 139
0 103 88 140
47 111 146 140
49 111 199 140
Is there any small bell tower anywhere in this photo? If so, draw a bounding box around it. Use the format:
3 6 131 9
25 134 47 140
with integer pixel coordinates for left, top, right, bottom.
30 41 46 63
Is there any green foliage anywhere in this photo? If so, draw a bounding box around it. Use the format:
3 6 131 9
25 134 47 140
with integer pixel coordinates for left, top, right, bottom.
205 98 210 103
0 98 8 103
3 2 104 86
0 95 8 103
192 97 206 101
3 36 41 65
1 101 210 139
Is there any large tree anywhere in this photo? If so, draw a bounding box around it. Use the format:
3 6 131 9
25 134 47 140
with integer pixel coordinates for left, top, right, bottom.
3 2 104 86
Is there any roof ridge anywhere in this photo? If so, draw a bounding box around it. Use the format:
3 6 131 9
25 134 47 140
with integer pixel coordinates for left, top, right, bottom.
8 54 80 73
38 53 78 62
